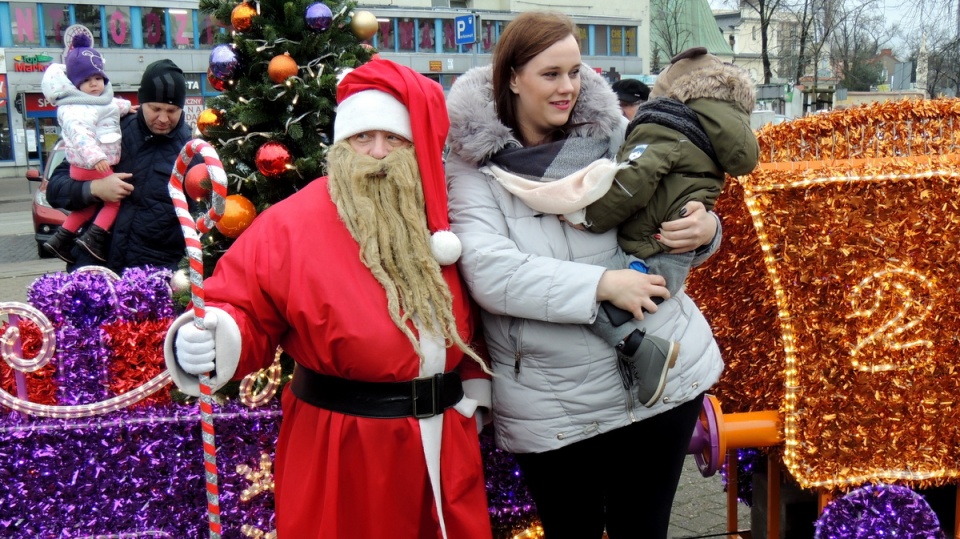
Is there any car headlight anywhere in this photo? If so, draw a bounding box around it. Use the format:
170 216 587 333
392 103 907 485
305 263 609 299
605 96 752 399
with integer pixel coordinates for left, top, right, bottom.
35 190 53 209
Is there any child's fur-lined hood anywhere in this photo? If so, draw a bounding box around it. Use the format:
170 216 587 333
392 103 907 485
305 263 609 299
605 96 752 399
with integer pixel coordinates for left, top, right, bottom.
445 64 623 165
658 61 756 115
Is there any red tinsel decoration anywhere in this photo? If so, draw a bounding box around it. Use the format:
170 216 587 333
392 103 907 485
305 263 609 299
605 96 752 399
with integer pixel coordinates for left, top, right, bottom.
0 320 58 405
103 318 173 407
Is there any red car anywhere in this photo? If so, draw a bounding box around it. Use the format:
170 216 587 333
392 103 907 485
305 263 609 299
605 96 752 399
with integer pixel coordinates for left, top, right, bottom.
25 140 69 258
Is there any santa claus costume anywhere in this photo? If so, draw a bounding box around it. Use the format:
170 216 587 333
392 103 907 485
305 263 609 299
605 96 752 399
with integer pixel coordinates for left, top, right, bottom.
165 60 493 539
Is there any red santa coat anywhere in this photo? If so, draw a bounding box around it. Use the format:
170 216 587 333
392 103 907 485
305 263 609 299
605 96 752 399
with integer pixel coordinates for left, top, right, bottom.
201 177 493 538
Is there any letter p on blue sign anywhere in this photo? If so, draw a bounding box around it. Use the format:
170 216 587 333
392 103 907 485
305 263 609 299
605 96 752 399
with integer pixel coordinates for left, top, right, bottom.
455 14 476 45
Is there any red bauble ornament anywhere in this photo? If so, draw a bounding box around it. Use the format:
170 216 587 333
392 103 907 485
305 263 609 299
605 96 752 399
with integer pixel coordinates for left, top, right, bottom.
216 194 257 238
196 108 221 137
231 2 257 32
184 164 212 201
207 68 227 92
255 141 292 176
268 52 298 84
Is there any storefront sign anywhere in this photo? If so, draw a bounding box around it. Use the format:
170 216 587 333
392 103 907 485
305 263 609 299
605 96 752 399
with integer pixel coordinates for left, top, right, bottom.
429 61 442 72
183 96 204 130
14 53 53 72
25 91 139 113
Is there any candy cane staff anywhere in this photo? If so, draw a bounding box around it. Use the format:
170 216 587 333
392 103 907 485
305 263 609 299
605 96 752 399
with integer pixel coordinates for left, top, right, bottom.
163 59 495 539
166 139 229 539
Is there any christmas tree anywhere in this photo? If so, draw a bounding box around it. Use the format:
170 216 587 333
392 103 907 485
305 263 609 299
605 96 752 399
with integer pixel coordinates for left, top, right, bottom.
169 0 378 404
188 0 378 275
175 5 545 538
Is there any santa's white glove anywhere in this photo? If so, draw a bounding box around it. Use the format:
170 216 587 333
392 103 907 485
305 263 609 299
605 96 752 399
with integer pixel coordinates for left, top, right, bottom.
175 312 219 375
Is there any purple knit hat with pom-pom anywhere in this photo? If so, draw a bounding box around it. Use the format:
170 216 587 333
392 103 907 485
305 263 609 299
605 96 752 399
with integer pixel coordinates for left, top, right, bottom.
65 34 108 88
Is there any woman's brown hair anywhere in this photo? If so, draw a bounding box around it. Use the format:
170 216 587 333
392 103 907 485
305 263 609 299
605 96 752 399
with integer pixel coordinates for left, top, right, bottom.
491 12 580 143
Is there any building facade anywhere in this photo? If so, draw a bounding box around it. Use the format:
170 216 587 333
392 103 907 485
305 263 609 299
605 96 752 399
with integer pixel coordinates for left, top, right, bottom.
0 0 647 176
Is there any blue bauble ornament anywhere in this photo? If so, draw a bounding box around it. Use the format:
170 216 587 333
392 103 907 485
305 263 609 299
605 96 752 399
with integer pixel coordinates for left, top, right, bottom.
209 44 240 81
305 2 333 32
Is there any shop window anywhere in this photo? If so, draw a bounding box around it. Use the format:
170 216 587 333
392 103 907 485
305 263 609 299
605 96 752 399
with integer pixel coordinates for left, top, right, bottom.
577 27 588 53
11 3 41 46
377 19 395 52
398 19 415 52
169 9 195 49
610 26 623 55
420 19 436 51
106 6 134 48
142 8 168 48
442 19 457 53
75 5 103 44
625 27 637 56
199 12 220 48
0 75 10 161
481 20 499 53
594 25 608 56
42 5 69 48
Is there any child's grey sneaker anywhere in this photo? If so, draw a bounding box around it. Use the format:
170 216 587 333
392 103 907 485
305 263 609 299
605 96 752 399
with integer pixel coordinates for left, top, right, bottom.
616 329 680 407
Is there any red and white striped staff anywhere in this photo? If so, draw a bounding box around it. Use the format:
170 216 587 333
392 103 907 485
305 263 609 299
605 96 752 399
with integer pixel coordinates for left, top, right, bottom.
168 139 228 539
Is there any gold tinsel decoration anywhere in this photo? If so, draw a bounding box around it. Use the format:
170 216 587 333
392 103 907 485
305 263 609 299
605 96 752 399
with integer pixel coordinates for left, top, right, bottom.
686 98 960 490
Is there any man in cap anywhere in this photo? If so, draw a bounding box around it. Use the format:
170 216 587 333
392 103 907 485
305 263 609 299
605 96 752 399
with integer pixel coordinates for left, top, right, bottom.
46 59 197 272
164 59 494 539
611 78 650 120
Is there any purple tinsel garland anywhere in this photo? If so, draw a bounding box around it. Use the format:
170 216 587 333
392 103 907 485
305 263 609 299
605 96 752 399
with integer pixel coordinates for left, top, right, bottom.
815 483 944 539
3 268 283 538
1 402 282 538
480 430 537 535
721 447 761 507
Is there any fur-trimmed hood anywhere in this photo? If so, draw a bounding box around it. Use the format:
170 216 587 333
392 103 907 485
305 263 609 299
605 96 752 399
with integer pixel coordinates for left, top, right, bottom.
445 64 624 165
659 62 756 114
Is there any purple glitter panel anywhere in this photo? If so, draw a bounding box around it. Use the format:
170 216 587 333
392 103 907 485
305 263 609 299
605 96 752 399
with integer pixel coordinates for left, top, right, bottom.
2 267 283 538
815 483 944 539
0 401 282 538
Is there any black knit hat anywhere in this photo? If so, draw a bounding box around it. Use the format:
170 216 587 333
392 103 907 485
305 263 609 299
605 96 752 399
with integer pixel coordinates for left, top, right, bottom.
138 59 186 108
611 78 650 104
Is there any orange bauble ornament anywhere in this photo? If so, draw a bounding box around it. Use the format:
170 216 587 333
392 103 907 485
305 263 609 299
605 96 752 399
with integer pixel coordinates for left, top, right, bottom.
197 108 221 137
231 2 257 32
268 53 298 84
216 194 257 238
184 164 211 201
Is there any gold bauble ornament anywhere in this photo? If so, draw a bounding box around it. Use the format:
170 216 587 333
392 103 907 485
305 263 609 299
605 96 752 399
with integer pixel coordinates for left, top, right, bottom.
350 10 378 40
231 2 257 32
268 52 298 84
197 108 222 137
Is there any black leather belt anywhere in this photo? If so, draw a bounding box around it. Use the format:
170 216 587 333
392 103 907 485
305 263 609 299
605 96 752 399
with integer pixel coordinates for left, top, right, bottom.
290 363 464 419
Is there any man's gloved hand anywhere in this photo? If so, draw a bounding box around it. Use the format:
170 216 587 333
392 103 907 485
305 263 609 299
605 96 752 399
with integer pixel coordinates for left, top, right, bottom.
175 312 219 375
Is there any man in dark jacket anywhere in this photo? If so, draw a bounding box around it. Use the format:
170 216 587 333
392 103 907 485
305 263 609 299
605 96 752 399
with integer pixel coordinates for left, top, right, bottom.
46 59 197 272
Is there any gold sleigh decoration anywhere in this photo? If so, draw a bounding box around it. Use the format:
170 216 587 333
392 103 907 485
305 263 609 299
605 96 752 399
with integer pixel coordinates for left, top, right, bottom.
686 99 960 490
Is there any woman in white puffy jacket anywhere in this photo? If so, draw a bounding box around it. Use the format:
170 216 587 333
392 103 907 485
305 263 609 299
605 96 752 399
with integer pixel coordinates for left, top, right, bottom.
444 12 725 539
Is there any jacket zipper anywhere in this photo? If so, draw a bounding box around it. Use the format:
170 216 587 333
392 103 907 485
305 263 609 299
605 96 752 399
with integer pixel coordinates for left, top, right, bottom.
513 322 524 379
557 422 599 440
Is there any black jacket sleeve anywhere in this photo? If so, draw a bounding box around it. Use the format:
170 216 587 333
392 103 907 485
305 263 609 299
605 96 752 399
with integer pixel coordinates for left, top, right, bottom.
46 158 97 211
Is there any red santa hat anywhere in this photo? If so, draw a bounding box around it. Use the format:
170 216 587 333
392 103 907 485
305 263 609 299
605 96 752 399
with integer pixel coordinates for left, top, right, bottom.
336 59 461 266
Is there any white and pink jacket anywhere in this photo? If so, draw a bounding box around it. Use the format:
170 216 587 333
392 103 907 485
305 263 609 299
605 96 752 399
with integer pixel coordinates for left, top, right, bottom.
40 63 131 170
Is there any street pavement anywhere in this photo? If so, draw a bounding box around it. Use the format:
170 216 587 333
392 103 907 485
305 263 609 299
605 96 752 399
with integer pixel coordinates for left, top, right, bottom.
0 171 752 538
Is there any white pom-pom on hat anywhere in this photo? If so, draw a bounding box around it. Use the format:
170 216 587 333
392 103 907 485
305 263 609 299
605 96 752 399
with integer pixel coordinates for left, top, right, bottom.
430 230 462 266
